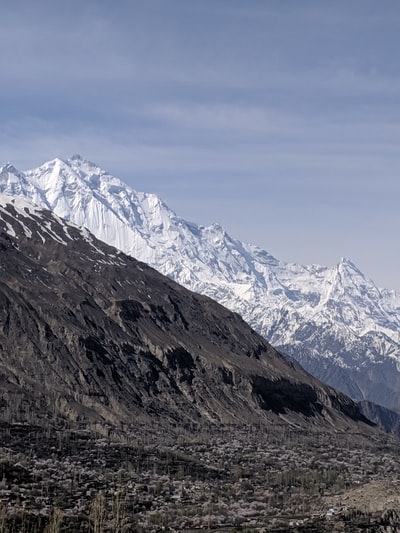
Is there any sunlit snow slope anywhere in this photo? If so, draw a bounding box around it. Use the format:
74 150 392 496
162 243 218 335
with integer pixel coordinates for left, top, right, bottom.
1 155 400 410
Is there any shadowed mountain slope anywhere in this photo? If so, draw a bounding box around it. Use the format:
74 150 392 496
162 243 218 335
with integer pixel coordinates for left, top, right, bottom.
0 193 373 432
358 400 400 435
1 156 399 413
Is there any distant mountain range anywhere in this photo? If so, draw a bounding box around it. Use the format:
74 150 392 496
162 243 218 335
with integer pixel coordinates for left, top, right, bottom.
1 155 400 412
0 192 373 431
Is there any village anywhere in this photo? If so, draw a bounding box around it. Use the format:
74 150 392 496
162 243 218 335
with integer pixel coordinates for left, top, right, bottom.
0 421 399 531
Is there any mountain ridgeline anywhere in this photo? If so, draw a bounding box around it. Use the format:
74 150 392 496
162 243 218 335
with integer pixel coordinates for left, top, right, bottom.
1 156 399 412
0 193 373 431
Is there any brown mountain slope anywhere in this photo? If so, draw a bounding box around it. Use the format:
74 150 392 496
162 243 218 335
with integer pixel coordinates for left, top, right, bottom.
0 194 373 432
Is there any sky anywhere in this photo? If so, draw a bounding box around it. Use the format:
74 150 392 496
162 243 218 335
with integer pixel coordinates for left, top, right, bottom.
1 0 400 290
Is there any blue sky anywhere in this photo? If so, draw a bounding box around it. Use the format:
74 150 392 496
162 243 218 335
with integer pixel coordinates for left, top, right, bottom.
1 0 400 290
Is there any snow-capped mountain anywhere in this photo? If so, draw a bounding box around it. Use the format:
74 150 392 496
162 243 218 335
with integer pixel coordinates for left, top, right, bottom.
1 155 400 410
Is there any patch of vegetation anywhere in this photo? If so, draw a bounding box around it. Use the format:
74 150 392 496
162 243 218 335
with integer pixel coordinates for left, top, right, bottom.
0 421 399 531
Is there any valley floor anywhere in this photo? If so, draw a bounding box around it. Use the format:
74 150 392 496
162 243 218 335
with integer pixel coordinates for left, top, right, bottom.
0 421 399 532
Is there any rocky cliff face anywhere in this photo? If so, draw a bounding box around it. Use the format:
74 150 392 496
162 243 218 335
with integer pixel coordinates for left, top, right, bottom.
0 194 372 431
1 156 399 412
358 400 400 435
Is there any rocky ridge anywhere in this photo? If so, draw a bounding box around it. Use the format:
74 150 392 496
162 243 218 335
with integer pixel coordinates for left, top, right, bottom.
1 156 400 411
0 192 372 431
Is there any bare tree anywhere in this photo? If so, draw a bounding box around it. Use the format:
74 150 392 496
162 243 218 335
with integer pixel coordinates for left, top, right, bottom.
89 491 106 533
44 508 64 533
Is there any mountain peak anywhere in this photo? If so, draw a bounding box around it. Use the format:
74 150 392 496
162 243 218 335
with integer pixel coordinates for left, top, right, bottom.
66 154 99 170
0 163 33 198
1 162 19 173
0 163 24 179
336 257 366 282
1 155 400 413
338 257 356 268
69 153 83 161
